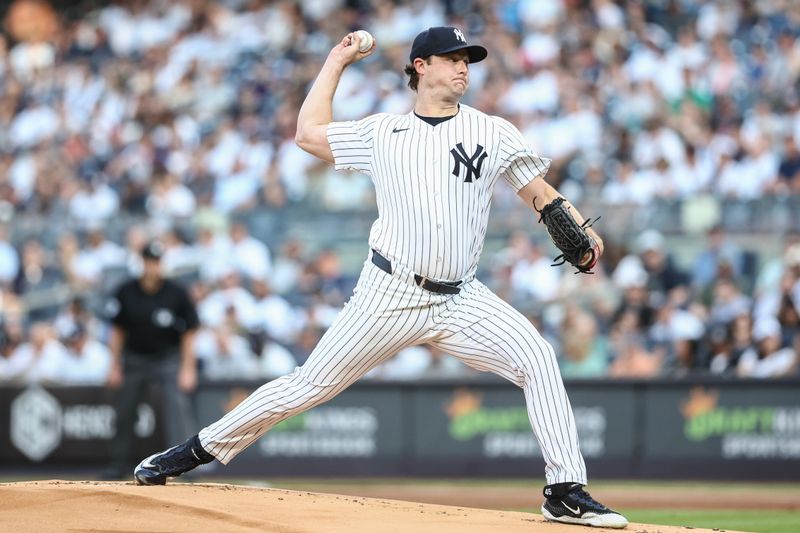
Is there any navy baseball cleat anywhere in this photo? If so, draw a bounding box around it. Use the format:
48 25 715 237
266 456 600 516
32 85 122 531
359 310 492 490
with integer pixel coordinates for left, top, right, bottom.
134 434 215 485
541 482 628 529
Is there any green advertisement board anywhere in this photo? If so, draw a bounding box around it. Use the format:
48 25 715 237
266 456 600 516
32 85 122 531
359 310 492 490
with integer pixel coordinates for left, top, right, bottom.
411 385 637 461
644 385 800 460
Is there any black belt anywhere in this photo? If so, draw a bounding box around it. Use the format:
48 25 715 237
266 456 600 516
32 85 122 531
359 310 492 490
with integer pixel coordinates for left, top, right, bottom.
371 249 461 295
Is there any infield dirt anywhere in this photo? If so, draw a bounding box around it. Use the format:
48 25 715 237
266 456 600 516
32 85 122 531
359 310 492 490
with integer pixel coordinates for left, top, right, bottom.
0 480 749 533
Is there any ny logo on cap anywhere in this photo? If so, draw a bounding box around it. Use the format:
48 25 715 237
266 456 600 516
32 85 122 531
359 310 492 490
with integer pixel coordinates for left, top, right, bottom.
453 28 466 43
451 142 488 183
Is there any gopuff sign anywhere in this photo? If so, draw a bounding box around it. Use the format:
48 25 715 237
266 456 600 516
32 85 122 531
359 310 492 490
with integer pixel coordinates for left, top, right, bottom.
10 386 156 462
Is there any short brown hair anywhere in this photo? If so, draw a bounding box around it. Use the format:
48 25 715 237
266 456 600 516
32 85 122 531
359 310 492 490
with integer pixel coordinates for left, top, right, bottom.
403 57 431 91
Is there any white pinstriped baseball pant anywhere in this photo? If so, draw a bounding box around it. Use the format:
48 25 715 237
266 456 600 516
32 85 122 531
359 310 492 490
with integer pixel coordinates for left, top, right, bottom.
199 257 587 485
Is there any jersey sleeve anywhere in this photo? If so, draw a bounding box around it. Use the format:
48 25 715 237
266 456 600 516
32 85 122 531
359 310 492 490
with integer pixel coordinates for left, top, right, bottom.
326 115 380 175
495 117 552 192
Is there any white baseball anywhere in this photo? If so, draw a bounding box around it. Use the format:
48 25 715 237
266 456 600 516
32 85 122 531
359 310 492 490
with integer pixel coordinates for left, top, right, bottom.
354 30 374 53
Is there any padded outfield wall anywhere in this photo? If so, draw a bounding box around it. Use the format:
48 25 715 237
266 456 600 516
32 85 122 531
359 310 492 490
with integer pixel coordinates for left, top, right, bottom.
1 378 798 480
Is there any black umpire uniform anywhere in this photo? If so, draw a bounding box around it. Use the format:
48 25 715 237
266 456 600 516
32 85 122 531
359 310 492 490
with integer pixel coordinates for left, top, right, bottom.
105 241 200 477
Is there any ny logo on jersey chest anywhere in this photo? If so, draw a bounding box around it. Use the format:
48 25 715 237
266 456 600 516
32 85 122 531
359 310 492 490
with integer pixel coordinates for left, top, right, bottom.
450 142 488 183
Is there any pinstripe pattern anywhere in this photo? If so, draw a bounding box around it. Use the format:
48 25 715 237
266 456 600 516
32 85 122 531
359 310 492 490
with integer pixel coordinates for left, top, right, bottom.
427 280 586 484
329 105 551 282
198 105 588 486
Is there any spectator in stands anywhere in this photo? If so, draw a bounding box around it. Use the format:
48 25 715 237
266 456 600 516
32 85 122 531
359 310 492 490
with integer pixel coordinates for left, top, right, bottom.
268 238 304 296
4 322 69 384
0 317 23 385
691 225 744 293
316 165 375 211
145 173 197 221
508 233 562 304
485 246 516 303
248 275 300 345
159 228 200 278
708 278 751 326
54 297 102 345
651 302 706 377
81 227 128 277
194 323 260 381
259 330 298 380
228 220 271 282
0 322 22 383
634 229 690 300
669 143 715 197
777 135 800 193
776 252 800 348
0 225 19 289
609 284 663 379
559 306 609 378
737 316 797 378
14 238 64 320
311 248 349 307
608 319 663 379
197 266 256 329
67 177 120 228
290 323 324 365
755 237 800 305
777 289 800 349
610 268 656 335
709 312 753 375
195 223 232 282
58 231 95 290
59 323 112 386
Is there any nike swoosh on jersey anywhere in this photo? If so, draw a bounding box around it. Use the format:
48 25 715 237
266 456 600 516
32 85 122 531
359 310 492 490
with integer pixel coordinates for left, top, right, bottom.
392 127 410 133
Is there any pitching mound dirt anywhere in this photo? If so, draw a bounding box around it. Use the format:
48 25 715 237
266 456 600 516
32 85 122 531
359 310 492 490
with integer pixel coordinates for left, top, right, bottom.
0 480 745 533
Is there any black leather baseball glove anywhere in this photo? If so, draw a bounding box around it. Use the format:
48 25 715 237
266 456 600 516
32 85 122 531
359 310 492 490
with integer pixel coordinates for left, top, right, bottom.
534 197 601 274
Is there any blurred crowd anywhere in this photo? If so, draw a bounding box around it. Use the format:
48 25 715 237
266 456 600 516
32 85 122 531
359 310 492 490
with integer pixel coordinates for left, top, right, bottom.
491 226 800 379
1 0 799 385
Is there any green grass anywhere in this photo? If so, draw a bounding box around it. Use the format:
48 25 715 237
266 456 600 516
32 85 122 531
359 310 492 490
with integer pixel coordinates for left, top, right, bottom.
619 509 800 533
511 508 800 533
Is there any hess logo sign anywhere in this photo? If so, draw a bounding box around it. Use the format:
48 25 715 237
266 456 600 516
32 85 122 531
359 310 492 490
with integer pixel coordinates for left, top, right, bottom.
9 386 156 462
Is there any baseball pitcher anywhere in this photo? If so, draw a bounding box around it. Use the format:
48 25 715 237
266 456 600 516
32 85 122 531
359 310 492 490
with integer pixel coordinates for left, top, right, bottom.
133 26 627 529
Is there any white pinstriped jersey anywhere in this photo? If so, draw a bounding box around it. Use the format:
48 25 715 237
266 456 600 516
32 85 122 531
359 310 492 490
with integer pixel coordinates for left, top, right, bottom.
199 104 588 488
327 104 551 281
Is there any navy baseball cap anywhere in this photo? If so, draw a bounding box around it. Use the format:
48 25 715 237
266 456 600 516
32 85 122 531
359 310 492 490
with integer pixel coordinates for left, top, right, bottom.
409 26 488 63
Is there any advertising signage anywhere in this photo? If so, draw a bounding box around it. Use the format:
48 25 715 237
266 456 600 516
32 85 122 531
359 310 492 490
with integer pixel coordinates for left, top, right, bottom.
411 386 636 461
645 385 800 460
0 386 163 465
1 380 798 478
